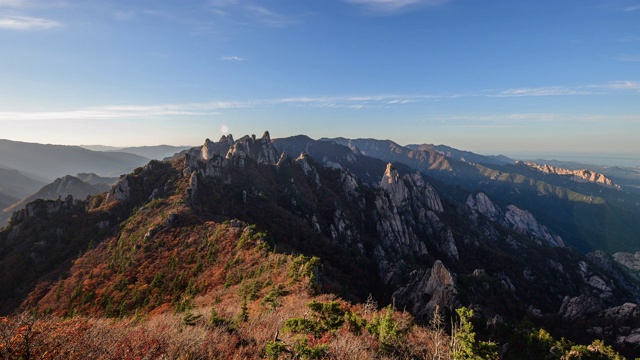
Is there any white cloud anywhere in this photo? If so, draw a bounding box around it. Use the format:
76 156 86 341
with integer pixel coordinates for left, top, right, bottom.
207 1 295 27
0 15 63 30
221 55 245 61
497 81 640 97
625 5 640 11
3 82 638 122
0 102 240 121
345 0 449 14
0 0 26 8
244 4 293 27
0 0 68 9
597 80 640 90
0 96 427 122
496 86 593 97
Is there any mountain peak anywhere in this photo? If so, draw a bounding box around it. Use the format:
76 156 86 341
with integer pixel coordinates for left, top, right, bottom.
226 130 279 165
382 163 399 185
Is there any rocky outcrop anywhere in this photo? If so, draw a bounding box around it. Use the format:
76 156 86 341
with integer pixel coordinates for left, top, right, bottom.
588 251 640 302
226 131 279 166
503 205 564 247
295 152 321 188
9 195 76 225
105 175 131 204
374 164 458 288
559 294 602 321
393 260 458 320
600 303 640 353
1 175 110 226
186 171 198 199
204 155 229 178
376 164 451 261
519 161 621 189
466 192 563 247
613 252 640 281
201 135 234 161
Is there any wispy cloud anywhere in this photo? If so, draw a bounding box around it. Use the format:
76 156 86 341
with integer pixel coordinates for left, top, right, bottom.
207 1 296 27
496 81 640 97
0 102 238 121
245 4 293 27
345 0 450 14
3 81 639 122
0 15 63 30
624 5 640 12
0 0 26 7
0 0 68 9
595 80 640 90
496 86 594 97
221 55 245 61
0 96 428 121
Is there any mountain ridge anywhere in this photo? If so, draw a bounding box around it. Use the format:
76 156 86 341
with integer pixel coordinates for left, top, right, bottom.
0 139 150 181
0 174 116 227
0 132 639 357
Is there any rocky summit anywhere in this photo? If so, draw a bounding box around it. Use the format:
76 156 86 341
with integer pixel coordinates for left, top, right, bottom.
0 132 638 358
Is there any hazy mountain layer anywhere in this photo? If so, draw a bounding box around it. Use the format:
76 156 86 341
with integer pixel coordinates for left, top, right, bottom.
0 175 116 227
0 192 18 211
0 166 46 199
0 139 149 181
113 145 192 160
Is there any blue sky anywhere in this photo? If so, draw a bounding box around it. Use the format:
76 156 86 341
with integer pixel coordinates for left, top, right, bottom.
0 0 639 156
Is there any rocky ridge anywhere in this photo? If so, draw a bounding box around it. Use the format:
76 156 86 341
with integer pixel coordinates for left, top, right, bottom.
519 161 621 189
466 192 564 247
1 175 114 227
1 132 640 356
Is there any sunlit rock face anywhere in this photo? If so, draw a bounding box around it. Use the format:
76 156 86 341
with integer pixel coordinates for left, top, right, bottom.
519 161 621 189
226 131 279 166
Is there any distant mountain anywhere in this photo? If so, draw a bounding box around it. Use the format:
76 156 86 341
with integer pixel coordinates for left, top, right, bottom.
113 145 192 160
517 161 621 189
406 143 514 165
0 174 115 227
322 137 463 173
0 192 18 211
528 159 640 195
75 173 119 187
78 145 122 152
0 166 46 199
321 137 640 254
0 139 149 181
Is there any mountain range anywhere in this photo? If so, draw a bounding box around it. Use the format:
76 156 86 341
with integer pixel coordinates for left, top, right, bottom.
80 144 191 160
0 174 118 227
0 132 639 358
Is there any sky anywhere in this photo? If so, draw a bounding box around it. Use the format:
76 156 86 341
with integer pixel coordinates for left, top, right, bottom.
0 0 639 157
